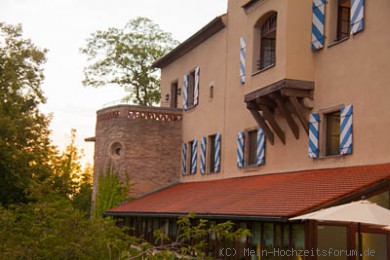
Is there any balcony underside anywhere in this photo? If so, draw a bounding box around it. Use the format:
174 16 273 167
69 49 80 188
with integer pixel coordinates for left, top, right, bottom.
245 79 314 145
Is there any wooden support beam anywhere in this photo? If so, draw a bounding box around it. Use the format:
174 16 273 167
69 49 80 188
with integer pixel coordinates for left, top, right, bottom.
289 96 309 134
249 108 275 145
281 88 313 99
256 97 277 108
271 93 299 139
259 104 285 144
247 101 259 110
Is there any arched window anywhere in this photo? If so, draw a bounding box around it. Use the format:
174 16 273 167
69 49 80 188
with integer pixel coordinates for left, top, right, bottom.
258 13 277 70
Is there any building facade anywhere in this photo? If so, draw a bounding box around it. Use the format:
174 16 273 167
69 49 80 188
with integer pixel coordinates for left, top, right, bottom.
97 0 390 259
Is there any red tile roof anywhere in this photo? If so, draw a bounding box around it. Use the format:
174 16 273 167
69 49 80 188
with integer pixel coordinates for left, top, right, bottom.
106 164 390 219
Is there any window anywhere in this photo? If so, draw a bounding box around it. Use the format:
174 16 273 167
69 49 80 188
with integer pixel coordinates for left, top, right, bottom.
258 13 277 71
170 81 178 108
187 70 195 108
237 128 265 168
310 105 353 158
184 67 200 109
337 0 351 41
247 130 258 166
325 111 341 156
110 142 123 158
208 135 216 173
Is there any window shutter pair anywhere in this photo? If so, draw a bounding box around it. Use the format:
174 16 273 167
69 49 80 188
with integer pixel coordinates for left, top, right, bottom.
200 134 221 173
237 128 265 168
183 134 221 175
308 105 353 158
239 36 246 84
311 0 365 51
182 67 200 109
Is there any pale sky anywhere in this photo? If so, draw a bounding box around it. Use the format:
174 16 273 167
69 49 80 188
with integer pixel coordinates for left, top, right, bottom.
0 0 228 166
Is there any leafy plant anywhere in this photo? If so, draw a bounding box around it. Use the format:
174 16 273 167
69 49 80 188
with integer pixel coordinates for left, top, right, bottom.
93 169 131 218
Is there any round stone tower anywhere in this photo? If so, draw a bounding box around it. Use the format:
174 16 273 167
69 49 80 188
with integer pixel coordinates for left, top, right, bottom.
92 105 182 203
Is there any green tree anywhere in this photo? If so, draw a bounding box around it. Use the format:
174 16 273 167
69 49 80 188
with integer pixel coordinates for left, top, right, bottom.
81 17 179 106
0 22 54 206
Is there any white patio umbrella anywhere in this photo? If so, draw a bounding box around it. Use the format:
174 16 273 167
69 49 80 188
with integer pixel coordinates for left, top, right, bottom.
290 200 390 260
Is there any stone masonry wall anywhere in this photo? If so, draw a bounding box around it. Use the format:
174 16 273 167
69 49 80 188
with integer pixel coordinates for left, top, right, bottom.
92 105 182 204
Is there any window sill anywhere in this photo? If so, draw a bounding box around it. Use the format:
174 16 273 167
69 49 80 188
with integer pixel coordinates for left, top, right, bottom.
242 164 259 172
316 154 343 160
184 104 197 112
327 36 349 48
251 64 275 77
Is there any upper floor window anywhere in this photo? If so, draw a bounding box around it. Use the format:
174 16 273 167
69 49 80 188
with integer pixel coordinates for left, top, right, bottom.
337 0 351 41
183 67 200 110
259 13 277 70
253 12 277 72
170 80 178 108
187 70 196 108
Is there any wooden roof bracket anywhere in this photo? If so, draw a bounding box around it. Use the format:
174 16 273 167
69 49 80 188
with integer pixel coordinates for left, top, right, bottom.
245 79 314 145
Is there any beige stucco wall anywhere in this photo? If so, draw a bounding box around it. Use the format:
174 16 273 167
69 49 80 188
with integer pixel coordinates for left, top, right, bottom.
160 23 228 178
159 0 390 182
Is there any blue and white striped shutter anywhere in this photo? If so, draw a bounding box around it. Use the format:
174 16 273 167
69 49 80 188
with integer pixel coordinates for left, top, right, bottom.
181 143 187 175
308 114 320 158
350 0 364 34
311 0 325 51
191 140 198 174
182 73 189 110
240 37 246 84
237 132 245 168
194 67 200 106
200 137 206 174
256 128 265 166
340 105 353 155
214 134 221 172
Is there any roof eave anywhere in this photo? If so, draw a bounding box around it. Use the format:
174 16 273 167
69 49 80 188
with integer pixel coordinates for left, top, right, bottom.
152 14 227 68
104 211 288 222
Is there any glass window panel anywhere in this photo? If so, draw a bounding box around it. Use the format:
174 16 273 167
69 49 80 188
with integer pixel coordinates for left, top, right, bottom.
251 223 261 260
318 225 348 260
248 130 257 166
326 111 340 156
356 233 388 260
292 224 304 260
263 223 274 260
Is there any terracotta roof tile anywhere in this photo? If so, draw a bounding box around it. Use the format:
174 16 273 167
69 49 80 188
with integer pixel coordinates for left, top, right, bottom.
107 164 390 218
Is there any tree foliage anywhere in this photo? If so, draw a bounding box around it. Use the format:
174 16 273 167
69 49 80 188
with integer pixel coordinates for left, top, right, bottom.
81 17 179 106
0 200 131 259
0 22 54 206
